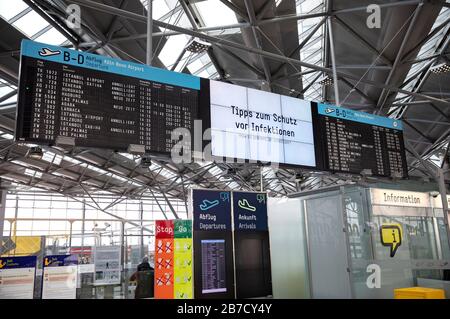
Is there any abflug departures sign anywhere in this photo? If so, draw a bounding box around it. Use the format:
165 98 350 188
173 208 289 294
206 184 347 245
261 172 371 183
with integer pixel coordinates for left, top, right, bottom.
16 39 207 154
232 191 272 298
192 189 235 299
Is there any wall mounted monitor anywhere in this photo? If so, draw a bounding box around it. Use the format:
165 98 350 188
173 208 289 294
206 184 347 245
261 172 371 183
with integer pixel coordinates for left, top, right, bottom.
200 239 227 294
208 80 317 167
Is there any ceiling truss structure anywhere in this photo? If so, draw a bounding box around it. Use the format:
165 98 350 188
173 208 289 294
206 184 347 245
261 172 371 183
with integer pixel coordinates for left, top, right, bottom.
0 0 449 212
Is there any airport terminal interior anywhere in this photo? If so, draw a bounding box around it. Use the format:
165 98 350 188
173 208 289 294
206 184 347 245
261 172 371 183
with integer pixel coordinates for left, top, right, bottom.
0 0 449 299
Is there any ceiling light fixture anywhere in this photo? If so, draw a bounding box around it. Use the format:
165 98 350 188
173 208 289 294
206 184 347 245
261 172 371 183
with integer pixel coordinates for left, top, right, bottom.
140 154 152 168
430 62 450 74
185 38 211 53
27 146 43 160
318 75 334 86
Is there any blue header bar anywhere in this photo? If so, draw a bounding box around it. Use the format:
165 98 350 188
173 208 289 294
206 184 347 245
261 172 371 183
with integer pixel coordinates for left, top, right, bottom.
193 189 232 231
0 256 37 269
44 254 78 267
317 103 403 130
233 191 268 231
21 40 200 90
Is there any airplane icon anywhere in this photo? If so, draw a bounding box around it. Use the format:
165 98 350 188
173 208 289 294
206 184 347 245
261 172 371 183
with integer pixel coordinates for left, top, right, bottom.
238 199 256 212
325 108 335 114
38 47 61 57
199 199 219 211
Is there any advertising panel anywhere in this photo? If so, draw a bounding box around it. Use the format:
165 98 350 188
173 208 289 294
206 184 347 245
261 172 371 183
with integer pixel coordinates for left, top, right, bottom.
0 256 36 299
42 254 78 299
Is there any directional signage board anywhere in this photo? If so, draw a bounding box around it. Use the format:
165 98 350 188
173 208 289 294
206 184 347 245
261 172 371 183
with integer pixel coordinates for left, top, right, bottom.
192 189 235 299
0 256 36 299
232 191 268 231
232 191 272 298
42 254 78 299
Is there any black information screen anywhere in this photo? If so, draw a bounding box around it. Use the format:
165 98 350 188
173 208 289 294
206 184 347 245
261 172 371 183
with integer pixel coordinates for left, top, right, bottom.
16 55 202 154
200 239 227 294
313 104 408 178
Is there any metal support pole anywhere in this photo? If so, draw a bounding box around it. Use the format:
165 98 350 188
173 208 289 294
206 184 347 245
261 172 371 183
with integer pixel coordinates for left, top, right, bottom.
69 220 73 249
146 0 152 66
327 17 340 106
13 195 18 239
120 221 126 298
139 201 144 260
260 167 264 192
437 168 450 253
81 200 86 249
0 189 6 248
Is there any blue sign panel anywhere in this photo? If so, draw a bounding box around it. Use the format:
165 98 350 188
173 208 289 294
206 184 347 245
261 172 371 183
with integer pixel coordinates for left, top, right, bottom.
317 103 403 130
43 254 78 267
192 189 232 231
232 192 268 231
21 40 200 90
0 256 37 269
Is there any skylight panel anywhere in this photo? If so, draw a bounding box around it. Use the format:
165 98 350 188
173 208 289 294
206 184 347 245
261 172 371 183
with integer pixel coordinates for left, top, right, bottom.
296 0 325 101
0 85 15 102
141 0 173 20
24 168 42 179
1 133 13 140
12 10 49 38
0 1 28 21
34 27 67 46
158 34 190 68
195 0 238 28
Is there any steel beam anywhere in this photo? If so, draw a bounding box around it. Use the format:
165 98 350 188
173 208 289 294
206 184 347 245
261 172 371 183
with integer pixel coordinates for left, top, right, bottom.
146 0 153 65
244 0 272 90
327 17 340 105
375 3 424 114
334 16 392 66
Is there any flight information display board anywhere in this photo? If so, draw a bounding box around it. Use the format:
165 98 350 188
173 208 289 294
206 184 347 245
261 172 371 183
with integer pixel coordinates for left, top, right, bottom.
16 40 203 154
16 41 408 178
313 103 408 178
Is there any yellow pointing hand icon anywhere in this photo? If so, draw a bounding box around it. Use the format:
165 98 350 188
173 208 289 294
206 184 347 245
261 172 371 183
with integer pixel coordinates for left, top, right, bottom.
380 223 402 258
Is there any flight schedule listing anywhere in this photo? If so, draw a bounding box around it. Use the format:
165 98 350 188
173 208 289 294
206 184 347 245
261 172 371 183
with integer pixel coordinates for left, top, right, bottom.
315 104 408 178
201 239 227 294
16 40 200 154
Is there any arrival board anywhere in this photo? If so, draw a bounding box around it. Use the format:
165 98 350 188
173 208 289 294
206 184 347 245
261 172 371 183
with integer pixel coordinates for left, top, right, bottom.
314 103 408 178
16 40 201 154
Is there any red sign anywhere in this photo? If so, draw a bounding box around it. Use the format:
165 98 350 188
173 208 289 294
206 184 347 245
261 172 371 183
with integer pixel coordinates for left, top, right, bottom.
69 247 92 255
155 220 174 238
155 220 175 299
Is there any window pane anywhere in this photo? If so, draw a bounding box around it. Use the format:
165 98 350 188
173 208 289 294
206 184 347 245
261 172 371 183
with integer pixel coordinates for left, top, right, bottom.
13 10 49 37
0 1 28 21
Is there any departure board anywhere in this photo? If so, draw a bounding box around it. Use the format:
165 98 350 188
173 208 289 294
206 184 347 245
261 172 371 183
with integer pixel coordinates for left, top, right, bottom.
313 103 408 178
16 40 202 154
201 239 227 294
